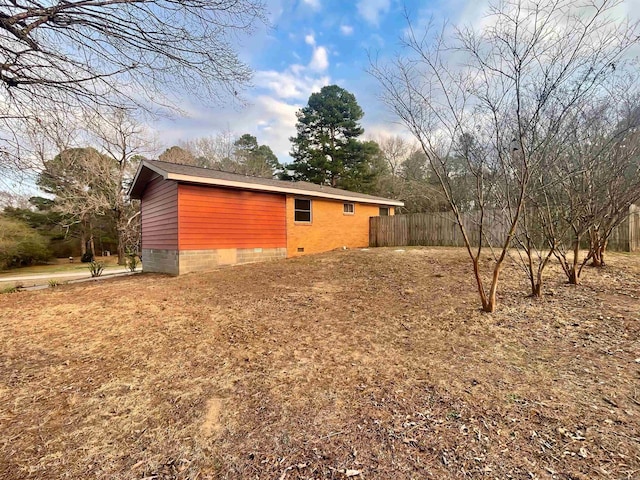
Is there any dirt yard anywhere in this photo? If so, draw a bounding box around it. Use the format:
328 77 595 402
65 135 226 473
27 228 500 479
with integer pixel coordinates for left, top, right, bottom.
0 247 638 479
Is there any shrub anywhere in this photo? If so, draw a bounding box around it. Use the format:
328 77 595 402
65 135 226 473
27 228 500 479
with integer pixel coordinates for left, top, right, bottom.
126 252 139 272
0 217 51 270
88 261 104 277
48 279 60 287
81 251 94 263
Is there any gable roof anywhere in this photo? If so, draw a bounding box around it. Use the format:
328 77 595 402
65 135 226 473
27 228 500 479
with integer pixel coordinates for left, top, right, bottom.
129 160 404 206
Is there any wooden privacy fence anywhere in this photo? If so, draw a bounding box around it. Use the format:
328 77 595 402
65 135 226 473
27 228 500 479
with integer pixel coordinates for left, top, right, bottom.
369 206 640 252
629 204 640 252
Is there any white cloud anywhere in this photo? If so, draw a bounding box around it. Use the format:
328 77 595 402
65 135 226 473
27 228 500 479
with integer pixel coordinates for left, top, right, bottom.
252 96 300 157
254 67 329 100
302 32 329 72
150 18 336 164
340 24 354 36
150 95 302 163
363 122 414 144
309 46 329 71
302 0 321 11
357 0 391 27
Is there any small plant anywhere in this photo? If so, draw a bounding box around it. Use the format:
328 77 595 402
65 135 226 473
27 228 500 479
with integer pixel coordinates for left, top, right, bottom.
126 252 139 272
506 393 522 403
48 279 60 288
88 261 104 277
446 410 461 420
1 285 18 294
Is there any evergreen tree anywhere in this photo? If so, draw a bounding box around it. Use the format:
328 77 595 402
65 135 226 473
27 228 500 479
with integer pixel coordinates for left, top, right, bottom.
289 85 378 190
233 134 281 178
37 147 119 257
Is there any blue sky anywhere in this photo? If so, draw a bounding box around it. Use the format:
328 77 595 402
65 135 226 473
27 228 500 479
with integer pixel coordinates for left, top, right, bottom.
153 0 639 164
153 0 460 163
4 0 638 200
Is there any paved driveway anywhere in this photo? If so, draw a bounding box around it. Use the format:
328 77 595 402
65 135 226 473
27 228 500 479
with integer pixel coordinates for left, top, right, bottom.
0 267 141 287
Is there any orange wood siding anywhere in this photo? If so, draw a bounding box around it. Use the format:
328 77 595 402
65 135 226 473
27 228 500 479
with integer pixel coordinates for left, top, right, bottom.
178 184 287 250
141 175 178 249
286 197 394 257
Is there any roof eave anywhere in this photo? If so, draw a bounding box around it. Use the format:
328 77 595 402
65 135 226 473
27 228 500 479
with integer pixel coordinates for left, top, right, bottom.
128 161 170 199
166 172 405 206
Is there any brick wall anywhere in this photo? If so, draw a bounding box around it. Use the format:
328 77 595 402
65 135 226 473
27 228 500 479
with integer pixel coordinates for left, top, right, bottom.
286 196 394 257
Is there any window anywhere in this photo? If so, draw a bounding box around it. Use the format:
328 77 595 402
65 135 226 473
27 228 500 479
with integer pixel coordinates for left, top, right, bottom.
343 203 355 215
379 207 390 216
294 198 312 222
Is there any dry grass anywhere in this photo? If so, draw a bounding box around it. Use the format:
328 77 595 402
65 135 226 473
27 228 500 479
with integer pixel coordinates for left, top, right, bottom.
0 247 639 479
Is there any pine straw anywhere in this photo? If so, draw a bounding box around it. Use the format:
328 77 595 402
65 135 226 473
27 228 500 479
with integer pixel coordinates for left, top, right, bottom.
0 247 638 479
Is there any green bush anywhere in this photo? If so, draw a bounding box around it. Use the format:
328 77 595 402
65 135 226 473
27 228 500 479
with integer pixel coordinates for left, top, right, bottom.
81 251 94 263
0 216 51 270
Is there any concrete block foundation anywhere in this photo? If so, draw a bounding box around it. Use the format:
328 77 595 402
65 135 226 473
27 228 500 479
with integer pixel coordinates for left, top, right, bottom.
142 247 287 275
141 248 180 275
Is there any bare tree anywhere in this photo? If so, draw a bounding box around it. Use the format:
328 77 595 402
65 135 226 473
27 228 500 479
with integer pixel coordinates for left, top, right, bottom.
179 129 238 169
88 108 154 264
543 90 640 283
0 0 266 170
583 99 640 267
372 135 413 201
35 108 152 261
377 135 412 177
371 0 639 311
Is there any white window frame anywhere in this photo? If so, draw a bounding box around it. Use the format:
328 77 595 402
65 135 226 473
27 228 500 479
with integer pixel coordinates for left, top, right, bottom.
343 202 355 215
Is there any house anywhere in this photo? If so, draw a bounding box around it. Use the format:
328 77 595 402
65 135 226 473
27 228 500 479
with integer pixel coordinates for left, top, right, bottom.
129 160 404 275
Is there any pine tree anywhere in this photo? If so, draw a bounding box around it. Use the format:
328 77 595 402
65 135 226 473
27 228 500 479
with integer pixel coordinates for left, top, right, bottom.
289 85 377 190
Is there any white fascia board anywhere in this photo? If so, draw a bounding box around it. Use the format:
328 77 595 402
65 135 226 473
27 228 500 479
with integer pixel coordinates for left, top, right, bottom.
167 173 404 206
128 161 170 197
144 162 170 179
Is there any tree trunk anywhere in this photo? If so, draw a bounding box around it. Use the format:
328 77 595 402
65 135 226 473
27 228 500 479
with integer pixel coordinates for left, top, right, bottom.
569 238 580 284
80 229 87 256
115 207 127 265
590 241 607 268
471 257 491 312
117 227 126 265
568 267 579 285
485 262 504 313
524 246 541 298
532 282 542 298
